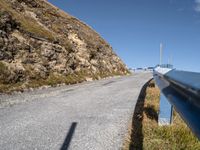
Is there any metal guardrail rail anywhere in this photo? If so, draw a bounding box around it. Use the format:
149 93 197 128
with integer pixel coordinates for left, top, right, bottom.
153 66 200 140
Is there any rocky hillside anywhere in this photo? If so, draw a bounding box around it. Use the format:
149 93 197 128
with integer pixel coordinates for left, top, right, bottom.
0 0 129 93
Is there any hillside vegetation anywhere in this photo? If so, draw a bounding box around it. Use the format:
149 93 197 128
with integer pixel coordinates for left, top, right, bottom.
0 0 129 93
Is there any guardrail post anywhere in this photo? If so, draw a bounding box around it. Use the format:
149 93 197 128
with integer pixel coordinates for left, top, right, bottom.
158 93 173 126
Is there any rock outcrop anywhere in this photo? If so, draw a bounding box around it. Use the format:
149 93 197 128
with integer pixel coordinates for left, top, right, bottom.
0 0 129 92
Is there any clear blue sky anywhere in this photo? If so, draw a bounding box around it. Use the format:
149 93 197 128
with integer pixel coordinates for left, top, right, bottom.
48 0 200 72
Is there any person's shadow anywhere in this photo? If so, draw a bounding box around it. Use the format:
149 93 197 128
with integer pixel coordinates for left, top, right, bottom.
60 122 77 150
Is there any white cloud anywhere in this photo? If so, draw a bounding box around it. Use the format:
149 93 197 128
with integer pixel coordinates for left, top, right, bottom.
195 0 200 12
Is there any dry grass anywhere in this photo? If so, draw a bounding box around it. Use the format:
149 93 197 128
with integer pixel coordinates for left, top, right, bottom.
0 0 54 40
0 62 10 84
124 80 200 150
0 69 124 93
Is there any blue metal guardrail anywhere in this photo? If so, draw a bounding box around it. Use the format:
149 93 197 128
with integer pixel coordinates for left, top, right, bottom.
153 66 200 140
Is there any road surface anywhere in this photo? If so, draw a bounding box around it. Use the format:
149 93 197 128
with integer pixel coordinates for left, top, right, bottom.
0 72 152 150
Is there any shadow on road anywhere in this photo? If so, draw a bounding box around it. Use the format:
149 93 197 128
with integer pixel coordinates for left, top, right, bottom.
129 79 152 150
60 122 77 150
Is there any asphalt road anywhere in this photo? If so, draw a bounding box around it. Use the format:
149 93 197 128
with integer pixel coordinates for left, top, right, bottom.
0 72 152 150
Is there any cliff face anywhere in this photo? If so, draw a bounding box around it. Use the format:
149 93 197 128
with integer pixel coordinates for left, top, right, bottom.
0 0 129 92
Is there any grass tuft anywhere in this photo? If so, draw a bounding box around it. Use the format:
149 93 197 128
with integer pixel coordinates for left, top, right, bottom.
0 62 11 84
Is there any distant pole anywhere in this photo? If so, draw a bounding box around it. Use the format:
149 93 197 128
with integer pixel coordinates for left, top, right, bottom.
160 43 163 66
170 55 173 65
170 55 173 68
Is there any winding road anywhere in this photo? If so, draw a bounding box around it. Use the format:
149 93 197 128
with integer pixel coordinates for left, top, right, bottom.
0 72 152 150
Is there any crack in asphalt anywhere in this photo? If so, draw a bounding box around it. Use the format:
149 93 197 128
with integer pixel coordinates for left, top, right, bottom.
102 81 116 86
